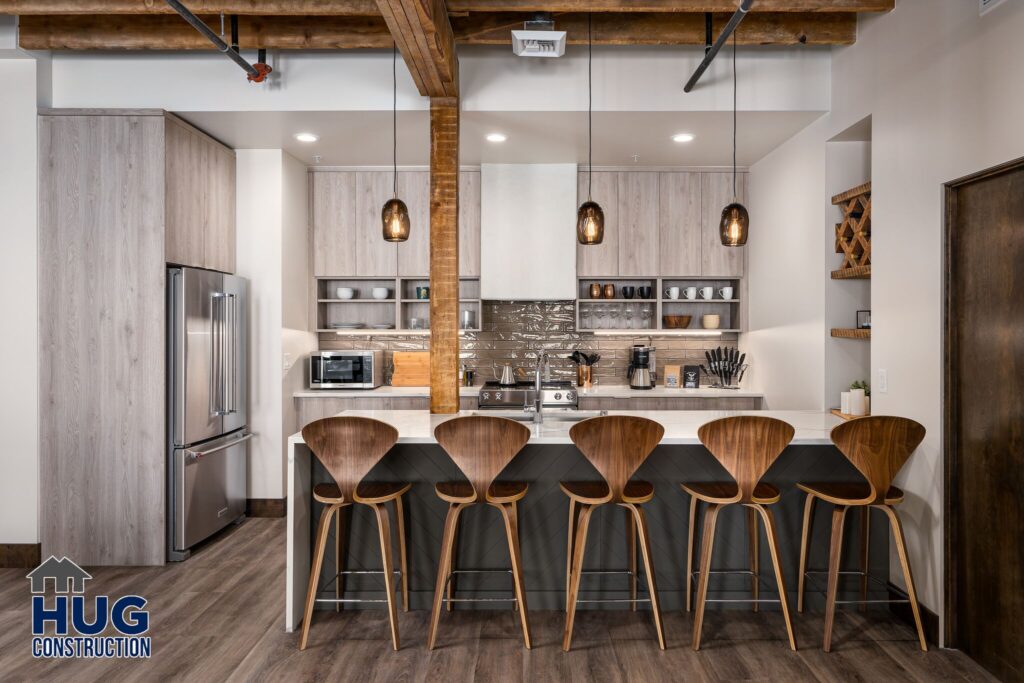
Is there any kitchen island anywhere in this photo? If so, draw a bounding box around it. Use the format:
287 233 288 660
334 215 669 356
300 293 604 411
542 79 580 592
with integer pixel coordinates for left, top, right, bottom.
285 409 878 632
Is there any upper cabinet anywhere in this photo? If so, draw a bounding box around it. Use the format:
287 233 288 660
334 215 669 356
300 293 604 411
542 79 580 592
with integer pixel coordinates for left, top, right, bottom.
700 172 747 277
576 171 620 277
310 169 481 279
165 116 236 273
617 172 659 276
658 172 702 275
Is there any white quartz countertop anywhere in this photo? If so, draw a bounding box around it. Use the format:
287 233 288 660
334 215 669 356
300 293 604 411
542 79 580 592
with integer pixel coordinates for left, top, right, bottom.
294 384 763 399
287 409 841 446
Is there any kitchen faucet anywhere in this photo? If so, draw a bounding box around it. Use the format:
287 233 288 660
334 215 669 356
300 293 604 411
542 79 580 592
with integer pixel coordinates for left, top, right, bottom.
534 350 548 424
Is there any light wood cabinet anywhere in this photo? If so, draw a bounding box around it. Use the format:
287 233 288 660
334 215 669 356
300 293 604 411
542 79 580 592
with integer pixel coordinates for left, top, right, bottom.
576 171 620 277
617 172 659 276
355 171 398 277
579 395 762 411
658 172 702 275
700 172 747 277
459 171 481 278
397 171 431 276
311 171 357 277
164 116 236 273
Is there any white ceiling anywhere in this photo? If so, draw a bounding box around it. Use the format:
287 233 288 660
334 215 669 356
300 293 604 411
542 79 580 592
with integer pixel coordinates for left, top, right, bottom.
177 109 823 168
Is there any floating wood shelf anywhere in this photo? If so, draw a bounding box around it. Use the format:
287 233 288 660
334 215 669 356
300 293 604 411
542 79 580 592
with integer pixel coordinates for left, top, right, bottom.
830 265 871 280
831 409 869 421
831 328 871 340
831 181 872 205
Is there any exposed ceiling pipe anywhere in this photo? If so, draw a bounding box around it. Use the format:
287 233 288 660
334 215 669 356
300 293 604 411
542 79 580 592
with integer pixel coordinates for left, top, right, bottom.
163 0 272 83
684 0 753 93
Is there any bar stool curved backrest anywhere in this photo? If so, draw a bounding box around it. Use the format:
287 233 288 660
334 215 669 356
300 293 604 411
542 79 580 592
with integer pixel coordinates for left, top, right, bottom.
696 416 795 503
433 415 532 502
568 415 665 503
302 416 400 501
830 416 926 505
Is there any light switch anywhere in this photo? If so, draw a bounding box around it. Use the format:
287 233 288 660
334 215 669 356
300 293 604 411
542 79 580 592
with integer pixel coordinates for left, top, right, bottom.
283 352 294 371
877 368 888 393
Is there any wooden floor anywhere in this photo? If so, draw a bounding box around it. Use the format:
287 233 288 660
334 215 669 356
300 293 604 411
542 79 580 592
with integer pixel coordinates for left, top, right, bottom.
0 519 994 682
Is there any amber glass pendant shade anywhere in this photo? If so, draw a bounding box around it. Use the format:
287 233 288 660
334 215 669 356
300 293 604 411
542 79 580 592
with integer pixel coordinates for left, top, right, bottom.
577 200 605 245
719 202 749 247
382 198 410 242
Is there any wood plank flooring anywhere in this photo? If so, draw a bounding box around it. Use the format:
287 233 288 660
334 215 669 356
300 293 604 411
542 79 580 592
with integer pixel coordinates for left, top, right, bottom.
0 519 994 682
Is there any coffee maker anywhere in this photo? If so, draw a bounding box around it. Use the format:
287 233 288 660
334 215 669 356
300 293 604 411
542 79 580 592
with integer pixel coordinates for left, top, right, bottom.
628 345 656 390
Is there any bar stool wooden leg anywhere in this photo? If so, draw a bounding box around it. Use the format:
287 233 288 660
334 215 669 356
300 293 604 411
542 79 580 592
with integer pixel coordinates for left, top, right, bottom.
498 501 532 649
563 503 595 652
692 502 721 651
565 498 579 612
823 505 848 652
300 502 339 651
627 505 638 612
859 506 870 612
876 504 928 652
335 506 346 612
797 493 816 613
428 502 467 650
751 504 797 651
447 519 459 612
629 503 667 650
371 503 400 651
747 507 759 613
393 494 409 613
686 495 698 612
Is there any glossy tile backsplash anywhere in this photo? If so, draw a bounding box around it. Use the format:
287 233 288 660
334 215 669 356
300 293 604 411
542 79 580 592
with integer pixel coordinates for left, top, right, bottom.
318 301 739 385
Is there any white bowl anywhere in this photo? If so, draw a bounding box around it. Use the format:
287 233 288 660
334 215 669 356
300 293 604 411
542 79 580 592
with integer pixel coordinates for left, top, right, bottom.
701 314 721 330
371 287 390 300
336 287 355 299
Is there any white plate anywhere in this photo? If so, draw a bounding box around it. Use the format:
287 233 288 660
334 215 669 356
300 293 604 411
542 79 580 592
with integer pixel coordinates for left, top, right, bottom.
371 324 395 329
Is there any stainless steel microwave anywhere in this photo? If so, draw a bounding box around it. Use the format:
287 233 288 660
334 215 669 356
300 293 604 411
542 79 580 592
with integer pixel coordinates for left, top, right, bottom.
309 350 384 389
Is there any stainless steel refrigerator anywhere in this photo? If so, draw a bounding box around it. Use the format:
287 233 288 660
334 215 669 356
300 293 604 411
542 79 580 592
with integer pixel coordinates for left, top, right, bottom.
167 266 250 561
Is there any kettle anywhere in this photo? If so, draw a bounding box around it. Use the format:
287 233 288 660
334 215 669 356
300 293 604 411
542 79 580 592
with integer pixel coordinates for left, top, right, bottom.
496 364 517 386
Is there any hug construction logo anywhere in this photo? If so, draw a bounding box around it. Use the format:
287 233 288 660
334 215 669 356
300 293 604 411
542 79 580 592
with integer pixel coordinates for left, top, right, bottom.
26 556 152 659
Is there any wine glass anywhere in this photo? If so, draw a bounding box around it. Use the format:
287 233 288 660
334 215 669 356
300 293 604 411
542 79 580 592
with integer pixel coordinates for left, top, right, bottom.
624 304 634 329
640 305 653 329
596 305 608 329
609 306 621 330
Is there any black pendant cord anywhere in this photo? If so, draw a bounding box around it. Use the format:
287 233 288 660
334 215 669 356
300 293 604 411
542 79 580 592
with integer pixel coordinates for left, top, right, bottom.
732 31 737 202
392 42 397 198
588 12 593 202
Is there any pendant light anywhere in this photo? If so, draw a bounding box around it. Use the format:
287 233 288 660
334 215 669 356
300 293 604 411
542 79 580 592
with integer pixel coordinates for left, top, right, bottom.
382 42 410 242
576 13 604 246
719 32 749 247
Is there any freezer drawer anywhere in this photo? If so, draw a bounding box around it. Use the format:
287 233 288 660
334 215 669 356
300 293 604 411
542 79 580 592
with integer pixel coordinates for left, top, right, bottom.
173 431 251 550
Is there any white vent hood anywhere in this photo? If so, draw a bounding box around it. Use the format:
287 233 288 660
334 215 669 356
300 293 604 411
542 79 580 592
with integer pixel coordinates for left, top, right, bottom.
480 164 578 301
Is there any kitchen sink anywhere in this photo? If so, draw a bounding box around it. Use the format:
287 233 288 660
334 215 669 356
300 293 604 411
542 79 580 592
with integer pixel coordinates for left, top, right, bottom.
470 410 608 422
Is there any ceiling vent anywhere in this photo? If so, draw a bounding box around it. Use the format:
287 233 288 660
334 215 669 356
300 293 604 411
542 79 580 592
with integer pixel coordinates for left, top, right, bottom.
511 14 566 58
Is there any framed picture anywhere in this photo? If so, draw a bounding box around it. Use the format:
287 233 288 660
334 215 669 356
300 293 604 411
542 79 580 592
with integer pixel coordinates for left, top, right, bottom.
857 310 871 329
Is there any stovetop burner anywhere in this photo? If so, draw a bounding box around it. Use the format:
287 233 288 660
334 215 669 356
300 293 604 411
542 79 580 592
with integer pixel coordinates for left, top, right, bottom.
478 379 578 409
483 380 574 390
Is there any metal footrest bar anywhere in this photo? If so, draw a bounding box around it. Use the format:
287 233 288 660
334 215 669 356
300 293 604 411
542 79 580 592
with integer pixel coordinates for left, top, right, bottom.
581 569 636 576
315 598 389 604
444 597 517 604
833 599 909 605
689 569 775 589
575 598 651 604
803 569 913 606
443 567 519 607
321 569 401 590
704 598 782 604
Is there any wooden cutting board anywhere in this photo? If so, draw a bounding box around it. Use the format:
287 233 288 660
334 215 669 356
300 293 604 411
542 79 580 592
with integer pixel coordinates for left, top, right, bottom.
391 351 430 387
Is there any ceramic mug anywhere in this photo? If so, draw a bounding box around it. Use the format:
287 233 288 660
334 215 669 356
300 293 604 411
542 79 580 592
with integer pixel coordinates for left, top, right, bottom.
416 286 430 300
699 287 715 300
603 284 616 299
336 287 355 299
589 283 602 299
683 286 698 300
621 286 636 299
664 287 680 300
638 286 652 299
718 286 734 300
371 287 390 300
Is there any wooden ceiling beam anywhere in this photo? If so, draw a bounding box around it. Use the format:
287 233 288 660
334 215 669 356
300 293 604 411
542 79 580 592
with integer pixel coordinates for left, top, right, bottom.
0 1 380 15
375 0 459 97
448 0 891 11
17 11 856 50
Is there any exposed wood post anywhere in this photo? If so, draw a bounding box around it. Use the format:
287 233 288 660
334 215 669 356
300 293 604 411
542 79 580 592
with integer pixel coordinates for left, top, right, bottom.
429 97 460 414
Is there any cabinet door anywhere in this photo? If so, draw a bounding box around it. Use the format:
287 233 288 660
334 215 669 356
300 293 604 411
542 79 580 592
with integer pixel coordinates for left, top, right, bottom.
205 143 236 273
459 171 481 277
355 172 398 277
311 172 357 276
396 171 431 276
576 171 619 277
617 172 659 276
700 172 747 277
658 172 701 275
165 119 208 270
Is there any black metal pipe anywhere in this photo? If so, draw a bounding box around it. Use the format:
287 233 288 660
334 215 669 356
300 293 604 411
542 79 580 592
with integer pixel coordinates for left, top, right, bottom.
684 0 753 93
163 0 259 79
230 14 239 54
704 12 713 56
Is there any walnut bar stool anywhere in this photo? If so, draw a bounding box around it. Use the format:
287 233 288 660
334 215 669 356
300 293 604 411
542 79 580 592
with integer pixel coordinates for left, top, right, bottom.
562 415 667 652
795 416 928 652
299 417 409 651
428 416 533 650
683 415 797 651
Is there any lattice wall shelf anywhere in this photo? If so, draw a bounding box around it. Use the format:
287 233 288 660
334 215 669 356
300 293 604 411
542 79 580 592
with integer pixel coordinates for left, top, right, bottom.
832 181 871 272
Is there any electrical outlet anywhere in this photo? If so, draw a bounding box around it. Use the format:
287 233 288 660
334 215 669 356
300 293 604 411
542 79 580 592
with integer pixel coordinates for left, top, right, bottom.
283 352 294 372
877 368 888 393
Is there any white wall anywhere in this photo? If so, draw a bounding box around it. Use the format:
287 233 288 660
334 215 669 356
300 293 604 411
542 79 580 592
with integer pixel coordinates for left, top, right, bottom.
235 150 315 500
0 53 39 545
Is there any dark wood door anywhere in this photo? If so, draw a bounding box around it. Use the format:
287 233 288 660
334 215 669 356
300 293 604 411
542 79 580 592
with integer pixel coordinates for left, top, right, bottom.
946 159 1024 681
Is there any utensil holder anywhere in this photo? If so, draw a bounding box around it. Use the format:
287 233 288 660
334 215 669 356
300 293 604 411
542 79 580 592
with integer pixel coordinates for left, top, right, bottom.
577 365 592 388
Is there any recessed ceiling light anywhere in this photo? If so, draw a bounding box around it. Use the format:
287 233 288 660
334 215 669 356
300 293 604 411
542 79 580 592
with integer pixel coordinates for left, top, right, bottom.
672 133 695 143
486 133 508 143
294 132 319 143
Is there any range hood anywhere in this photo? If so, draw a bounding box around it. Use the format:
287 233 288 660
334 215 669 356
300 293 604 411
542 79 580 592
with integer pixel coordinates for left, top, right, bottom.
480 164 578 301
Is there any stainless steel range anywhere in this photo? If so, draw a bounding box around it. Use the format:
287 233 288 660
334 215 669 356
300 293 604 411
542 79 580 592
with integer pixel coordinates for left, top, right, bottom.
478 380 578 410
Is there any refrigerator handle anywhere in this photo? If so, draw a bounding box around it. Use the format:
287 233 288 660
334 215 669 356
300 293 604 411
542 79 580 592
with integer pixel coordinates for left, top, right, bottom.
227 293 237 414
211 292 228 417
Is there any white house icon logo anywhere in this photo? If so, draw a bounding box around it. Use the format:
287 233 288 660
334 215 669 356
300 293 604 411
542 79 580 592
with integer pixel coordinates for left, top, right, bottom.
26 556 92 594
